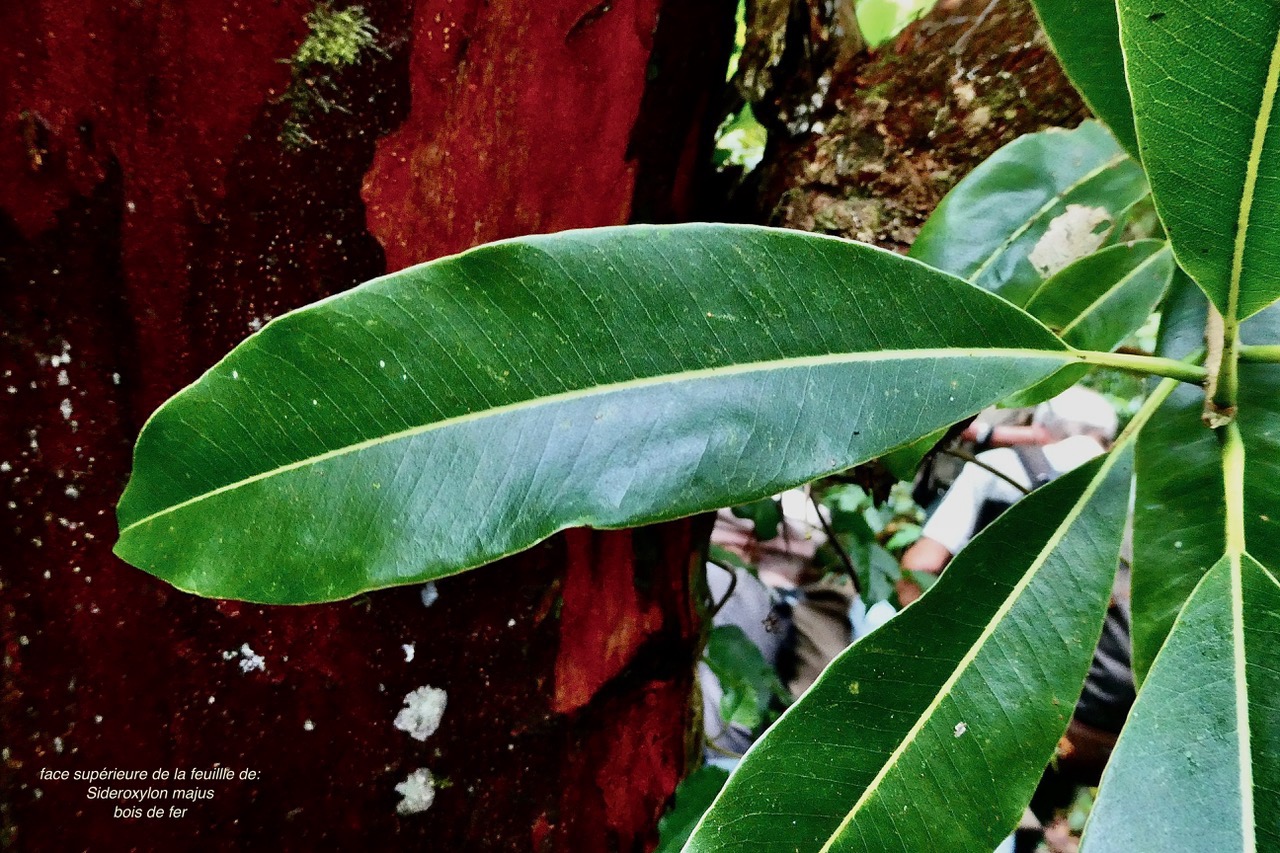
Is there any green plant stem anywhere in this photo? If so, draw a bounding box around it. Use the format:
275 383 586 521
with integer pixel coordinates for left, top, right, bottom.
1239 344 1280 363
1072 349 1207 385
940 448 1030 495
1222 421 1247 562
1213 316 1242 414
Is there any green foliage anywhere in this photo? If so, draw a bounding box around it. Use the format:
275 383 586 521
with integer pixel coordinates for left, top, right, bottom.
855 0 939 48
713 104 767 172
655 767 731 853
813 482 923 606
729 497 783 541
114 2 1280 849
703 625 790 732
688 453 1132 852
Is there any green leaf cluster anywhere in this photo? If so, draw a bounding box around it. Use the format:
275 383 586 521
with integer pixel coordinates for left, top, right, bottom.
114 1 1280 848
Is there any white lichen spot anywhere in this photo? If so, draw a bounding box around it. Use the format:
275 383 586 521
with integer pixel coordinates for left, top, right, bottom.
394 686 448 742
303 720 315 731
1028 204 1113 277
111 372 121 385
0 462 9 473
420 582 439 608
59 399 72 420
238 643 266 673
56 369 69 386
402 643 416 662
954 721 968 738
94 714 103 723
53 736 64 754
395 768 436 815
208 696 216 704
64 485 79 499
507 618 516 627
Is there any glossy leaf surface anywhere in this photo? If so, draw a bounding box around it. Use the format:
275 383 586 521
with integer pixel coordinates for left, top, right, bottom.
1118 0 1280 320
1031 0 1138 159
114 224 1075 603
1132 282 1280 680
1025 240 1172 352
685 450 1131 852
1084 554 1280 852
910 122 1147 307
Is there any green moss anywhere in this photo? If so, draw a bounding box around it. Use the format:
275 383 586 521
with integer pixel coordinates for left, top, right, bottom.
280 4 380 149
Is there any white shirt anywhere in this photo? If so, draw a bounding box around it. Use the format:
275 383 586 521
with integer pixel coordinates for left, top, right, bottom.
921 435 1107 555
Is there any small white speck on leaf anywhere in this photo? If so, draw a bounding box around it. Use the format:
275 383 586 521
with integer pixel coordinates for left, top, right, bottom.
394 686 447 741
954 721 968 738
395 768 436 815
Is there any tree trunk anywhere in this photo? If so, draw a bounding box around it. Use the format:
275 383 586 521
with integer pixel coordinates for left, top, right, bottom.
0 1 732 849
735 0 1090 248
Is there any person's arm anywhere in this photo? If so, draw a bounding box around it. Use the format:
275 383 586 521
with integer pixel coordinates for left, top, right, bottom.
961 421 1052 450
896 536 951 606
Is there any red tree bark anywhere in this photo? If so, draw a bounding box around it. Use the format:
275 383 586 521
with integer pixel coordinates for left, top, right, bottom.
1 1 732 849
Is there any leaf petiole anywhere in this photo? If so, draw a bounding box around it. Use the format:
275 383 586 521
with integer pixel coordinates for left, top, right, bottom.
1239 343 1280 363
1222 421 1247 562
1070 348 1207 385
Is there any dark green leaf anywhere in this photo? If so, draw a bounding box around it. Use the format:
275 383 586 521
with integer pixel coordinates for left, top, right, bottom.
685 448 1132 852
1132 282 1280 680
910 122 1148 307
114 224 1076 603
1025 240 1172 352
1031 0 1138 159
704 625 789 731
1118 0 1280 320
657 766 732 853
1084 553 1280 852
730 497 783 541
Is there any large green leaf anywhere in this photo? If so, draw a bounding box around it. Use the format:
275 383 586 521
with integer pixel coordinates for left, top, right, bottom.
1031 0 1138 159
1083 553 1280 852
1118 1 1280 320
910 121 1148 307
114 224 1078 603
1024 240 1172 352
1132 281 1280 680
684 448 1133 852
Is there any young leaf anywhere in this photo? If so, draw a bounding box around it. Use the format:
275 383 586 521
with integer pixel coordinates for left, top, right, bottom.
114 224 1077 603
910 121 1148 307
684 449 1132 853
1030 0 1138 159
1083 554 1280 852
1118 1 1280 320
1024 240 1173 352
